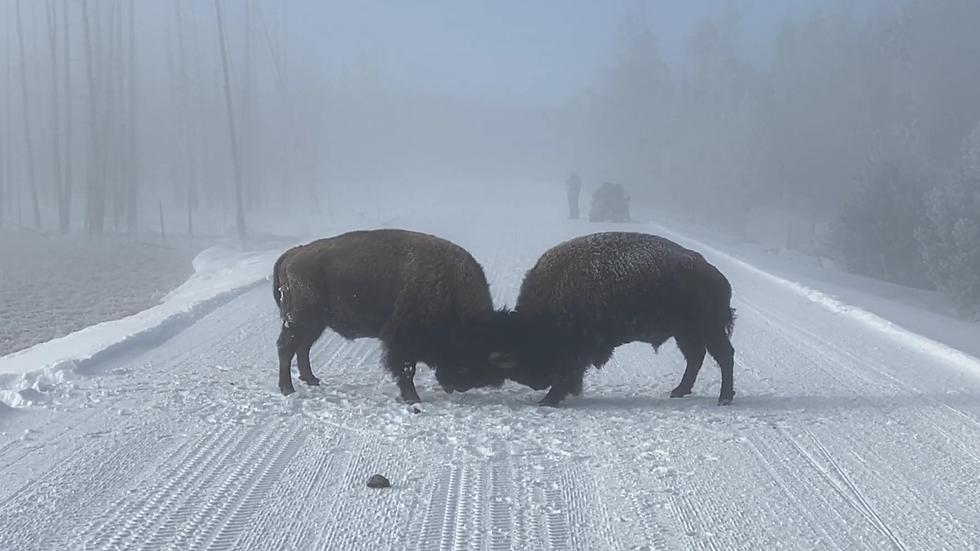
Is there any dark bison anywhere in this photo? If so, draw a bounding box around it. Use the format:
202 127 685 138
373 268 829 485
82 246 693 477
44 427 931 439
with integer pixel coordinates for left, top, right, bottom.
272 229 509 403
492 232 736 406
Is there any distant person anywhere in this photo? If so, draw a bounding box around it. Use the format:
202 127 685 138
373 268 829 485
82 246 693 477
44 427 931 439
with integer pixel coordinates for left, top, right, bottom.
566 171 582 219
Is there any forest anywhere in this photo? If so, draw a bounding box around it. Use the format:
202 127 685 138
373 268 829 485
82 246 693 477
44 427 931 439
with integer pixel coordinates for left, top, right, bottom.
2 0 979 315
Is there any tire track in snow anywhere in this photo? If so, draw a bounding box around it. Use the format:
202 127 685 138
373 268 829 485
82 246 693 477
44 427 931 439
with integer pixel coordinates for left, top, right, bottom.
746 289 980 499
232 431 345 550
539 466 572 551
743 293 980 434
79 424 251 549
201 426 305 550
730 287 979 549
743 434 851 550
0 423 174 551
617 472 673 551
799 423 980 550
742 293 980 467
520 449 574 551
732 295 943 548
314 438 391 550
73 420 302 550
487 447 516 551
649 464 725 551
415 452 483 551
554 463 609 550
783 428 908 551
167 424 300 550
511 452 545 549
565 465 631 551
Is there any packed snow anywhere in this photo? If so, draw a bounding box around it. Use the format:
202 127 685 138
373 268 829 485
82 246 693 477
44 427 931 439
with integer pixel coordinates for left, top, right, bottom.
2 203 980 550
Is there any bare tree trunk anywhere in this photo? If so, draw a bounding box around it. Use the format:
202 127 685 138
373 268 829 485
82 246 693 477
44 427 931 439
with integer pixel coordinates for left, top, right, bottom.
240 0 254 211
16 0 42 230
0 14 7 223
82 0 106 235
46 0 68 233
2 13 14 223
215 0 247 242
125 0 138 236
174 0 197 239
188 2 206 210
61 0 73 231
18 169 23 226
109 0 124 235
158 199 166 245
260 1 320 215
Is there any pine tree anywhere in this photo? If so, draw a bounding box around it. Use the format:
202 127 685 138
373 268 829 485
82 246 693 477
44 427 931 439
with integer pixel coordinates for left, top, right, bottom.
917 121 980 315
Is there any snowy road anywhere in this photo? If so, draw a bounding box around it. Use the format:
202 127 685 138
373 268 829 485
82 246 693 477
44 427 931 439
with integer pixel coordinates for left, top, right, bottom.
2 208 980 551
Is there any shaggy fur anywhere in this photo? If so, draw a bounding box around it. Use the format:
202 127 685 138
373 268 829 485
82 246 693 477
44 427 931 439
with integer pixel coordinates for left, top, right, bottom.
500 232 737 406
272 229 509 402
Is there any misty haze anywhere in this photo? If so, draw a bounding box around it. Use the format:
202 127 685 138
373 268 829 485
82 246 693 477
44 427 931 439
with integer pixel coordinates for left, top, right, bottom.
2 1 980 549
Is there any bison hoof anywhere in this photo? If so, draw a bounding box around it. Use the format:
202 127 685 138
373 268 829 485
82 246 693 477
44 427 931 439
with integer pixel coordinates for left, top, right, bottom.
669 387 692 398
301 376 320 386
718 392 735 406
408 403 422 414
279 384 296 396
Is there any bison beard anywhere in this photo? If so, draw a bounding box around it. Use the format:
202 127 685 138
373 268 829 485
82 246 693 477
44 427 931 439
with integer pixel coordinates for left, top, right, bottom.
500 232 737 407
272 229 510 403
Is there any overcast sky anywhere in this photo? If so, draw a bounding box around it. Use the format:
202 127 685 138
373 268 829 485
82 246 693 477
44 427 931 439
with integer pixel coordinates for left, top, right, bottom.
290 0 876 107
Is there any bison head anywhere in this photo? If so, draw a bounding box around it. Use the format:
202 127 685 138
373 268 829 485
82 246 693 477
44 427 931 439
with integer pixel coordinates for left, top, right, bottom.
434 359 508 393
492 349 552 391
483 311 555 391
431 309 518 393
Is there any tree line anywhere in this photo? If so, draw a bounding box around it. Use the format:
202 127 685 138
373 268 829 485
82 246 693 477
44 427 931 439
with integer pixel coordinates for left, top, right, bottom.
585 1 980 315
0 0 310 241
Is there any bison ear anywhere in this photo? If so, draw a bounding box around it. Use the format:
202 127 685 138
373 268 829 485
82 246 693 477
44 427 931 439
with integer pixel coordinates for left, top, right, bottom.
489 352 516 369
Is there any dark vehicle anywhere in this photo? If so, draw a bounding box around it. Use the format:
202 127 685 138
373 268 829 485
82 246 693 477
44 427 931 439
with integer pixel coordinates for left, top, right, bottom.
588 182 631 222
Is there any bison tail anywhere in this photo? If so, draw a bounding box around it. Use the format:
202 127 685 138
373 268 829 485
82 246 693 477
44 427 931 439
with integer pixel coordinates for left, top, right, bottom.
725 307 737 338
272 251 288 309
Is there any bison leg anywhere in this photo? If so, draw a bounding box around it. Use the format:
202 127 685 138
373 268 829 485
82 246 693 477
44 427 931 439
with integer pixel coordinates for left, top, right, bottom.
296 339 320 387
382 346 421 404
705 331 735 405
395 363 421 404
538 364 587 407
277 325 299 396
670 335 706 398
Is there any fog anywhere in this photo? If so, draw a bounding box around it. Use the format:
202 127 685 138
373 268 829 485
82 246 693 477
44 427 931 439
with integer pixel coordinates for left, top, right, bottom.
2 0 980 315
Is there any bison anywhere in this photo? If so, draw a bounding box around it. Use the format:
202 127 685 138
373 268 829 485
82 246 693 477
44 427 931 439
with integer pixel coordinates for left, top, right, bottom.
489 232 736 407
272 229 509 403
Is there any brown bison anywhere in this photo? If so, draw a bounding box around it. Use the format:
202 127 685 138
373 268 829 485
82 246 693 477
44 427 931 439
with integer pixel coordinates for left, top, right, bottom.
272 229 509 403
487 232 736 406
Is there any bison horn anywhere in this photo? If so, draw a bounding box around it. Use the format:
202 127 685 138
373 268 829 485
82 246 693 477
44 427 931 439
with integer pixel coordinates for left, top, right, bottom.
489 352 515 369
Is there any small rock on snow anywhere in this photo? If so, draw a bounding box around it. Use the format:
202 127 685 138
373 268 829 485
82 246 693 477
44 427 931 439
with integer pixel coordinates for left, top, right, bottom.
367 474 391 489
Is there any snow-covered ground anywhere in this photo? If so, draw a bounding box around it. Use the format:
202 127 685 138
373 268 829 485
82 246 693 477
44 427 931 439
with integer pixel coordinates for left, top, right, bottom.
646 210 980 362
0 245 281 408
0 230 197 356
2 199 980 550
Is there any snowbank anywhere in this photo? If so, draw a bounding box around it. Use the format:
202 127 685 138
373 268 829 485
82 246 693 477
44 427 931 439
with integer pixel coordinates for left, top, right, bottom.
0 246 282 408
646 218 980 381
0 230 198 355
